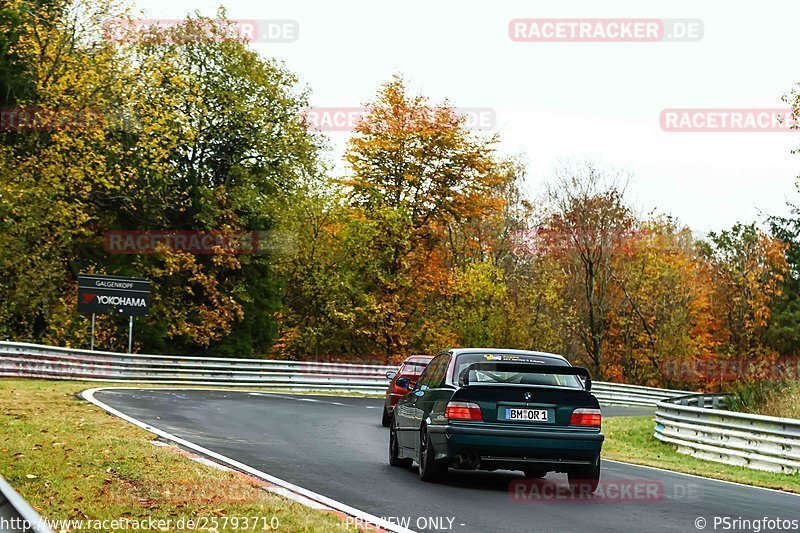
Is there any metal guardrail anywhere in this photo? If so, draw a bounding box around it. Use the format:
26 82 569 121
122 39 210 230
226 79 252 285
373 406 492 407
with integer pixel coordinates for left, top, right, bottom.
0 341 396 393
590 382 686 407
0 341 684 405
0 475 52 533
655 393 800 474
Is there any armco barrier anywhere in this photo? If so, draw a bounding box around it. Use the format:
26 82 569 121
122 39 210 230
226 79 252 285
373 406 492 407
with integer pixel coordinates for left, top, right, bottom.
590 382 686 407
0 341 684 405
655 393 800 474
0 475 53 533
0 341 396 393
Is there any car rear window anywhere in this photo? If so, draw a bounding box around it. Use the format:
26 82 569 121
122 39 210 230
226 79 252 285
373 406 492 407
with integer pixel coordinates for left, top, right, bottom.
453 352 582 389
400 361 429 375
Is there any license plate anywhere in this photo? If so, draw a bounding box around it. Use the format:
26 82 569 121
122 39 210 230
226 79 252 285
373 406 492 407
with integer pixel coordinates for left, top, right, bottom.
505 408 548 422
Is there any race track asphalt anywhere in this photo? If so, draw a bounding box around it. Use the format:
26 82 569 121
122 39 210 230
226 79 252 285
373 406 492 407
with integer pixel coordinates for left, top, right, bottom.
91 389 800 533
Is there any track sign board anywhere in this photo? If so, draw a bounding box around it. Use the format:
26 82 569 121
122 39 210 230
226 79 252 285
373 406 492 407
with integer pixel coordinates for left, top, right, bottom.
77 273 151 316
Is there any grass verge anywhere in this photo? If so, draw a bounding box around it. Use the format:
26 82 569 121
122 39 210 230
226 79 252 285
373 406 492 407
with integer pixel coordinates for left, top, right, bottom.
602 415 800 493
0 378 352 531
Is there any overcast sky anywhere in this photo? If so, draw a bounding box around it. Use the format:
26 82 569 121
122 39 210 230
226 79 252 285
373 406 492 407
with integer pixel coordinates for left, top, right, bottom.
132 0 800 233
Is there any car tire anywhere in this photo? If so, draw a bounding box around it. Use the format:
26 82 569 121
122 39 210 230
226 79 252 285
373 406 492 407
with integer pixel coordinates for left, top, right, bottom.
568 454 600 495
523 468 547 479
381 405 392 427
389 424 412 467
418 426 444 482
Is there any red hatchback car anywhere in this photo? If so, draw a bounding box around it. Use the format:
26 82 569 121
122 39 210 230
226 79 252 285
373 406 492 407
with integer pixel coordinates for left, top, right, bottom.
382 355 434 426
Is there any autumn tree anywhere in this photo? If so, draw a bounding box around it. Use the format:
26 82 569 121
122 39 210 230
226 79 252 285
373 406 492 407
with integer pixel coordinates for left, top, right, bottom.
437 157 569 354
273 184 374 360
342 75 505 360
700 223 788 358
116 12 320 355
602 217 719 386
0 5 320 355
765 85 800 356
539 161 635 378
0 0 132 344
0 0 41 107
767 205 800 356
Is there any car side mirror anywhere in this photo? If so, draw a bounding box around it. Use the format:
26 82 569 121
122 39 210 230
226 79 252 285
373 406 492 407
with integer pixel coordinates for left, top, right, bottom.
395 377 414 391
386 370 397 380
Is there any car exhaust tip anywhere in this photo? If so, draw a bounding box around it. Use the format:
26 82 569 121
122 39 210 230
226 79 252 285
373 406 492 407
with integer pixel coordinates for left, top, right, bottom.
453 452 481 470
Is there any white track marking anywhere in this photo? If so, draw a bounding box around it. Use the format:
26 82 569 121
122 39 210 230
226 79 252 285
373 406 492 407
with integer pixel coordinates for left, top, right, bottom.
266 487 331 510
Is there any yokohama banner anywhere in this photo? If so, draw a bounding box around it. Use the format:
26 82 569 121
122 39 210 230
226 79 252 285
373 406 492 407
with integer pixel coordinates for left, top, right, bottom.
77 273 151 316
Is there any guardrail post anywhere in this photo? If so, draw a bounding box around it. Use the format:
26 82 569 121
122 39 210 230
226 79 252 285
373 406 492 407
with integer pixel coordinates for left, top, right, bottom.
127 316 133 354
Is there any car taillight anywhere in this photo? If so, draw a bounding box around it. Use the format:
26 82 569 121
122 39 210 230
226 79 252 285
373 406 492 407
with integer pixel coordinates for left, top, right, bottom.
445 401 482 421
570 408 602 427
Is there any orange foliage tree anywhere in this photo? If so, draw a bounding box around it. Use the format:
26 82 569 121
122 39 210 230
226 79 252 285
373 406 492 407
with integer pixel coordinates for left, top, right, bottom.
342 76 507 360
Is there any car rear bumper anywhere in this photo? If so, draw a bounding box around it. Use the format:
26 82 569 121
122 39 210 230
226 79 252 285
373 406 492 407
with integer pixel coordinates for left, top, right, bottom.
428 423 603 466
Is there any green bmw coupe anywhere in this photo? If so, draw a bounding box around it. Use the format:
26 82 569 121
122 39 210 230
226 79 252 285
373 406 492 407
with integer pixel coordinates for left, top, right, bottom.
389 348 604 493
